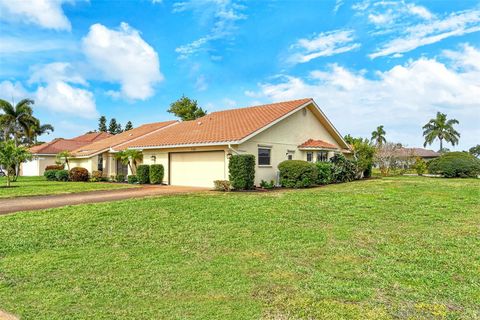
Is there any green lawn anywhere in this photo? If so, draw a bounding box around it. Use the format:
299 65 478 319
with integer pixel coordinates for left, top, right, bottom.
0 176 479 319
0 176 137 198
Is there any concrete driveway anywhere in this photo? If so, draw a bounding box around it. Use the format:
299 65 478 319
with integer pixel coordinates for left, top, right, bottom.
0 185 208 215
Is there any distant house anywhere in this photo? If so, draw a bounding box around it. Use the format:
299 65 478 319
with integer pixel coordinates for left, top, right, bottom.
394 147 440 161
22 132 111 176
24 98 352 187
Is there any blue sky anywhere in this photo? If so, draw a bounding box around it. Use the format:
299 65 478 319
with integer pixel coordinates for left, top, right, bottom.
0 0 479 150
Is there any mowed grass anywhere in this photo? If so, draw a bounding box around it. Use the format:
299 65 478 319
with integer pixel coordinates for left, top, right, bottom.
0 176 136 198
0 176 479 319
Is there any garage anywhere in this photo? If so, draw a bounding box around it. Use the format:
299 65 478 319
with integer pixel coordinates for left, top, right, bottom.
169 151 226 188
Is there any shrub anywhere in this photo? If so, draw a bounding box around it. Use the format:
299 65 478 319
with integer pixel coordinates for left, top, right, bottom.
45 164 64 171
69 167 89 182
109 175 117 182
90 170 103 182
330 154 357 183
150 164 164 184
128 175 138 184
116 174 126 183
136 165 150 184
278 160 317 188
259 180 275 189
55 170 69 182
412 157 427 175
428 152 480 178
44 169 58 181
316 162 333 185
213 180 231 191
229 154 255 190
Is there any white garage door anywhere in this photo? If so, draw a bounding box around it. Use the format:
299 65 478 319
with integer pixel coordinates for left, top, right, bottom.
22 160 39 176
170 151 225 188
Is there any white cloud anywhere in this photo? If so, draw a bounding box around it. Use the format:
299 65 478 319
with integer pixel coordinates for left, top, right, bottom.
195 75 208 91
174 0 246 58
0 0 74 31
288 29 360 64
28 62 97 118
249 45 480 150
370 9 480 58
0 81 29 101
82 22 163 100
406 3 434 20
334 0 344 13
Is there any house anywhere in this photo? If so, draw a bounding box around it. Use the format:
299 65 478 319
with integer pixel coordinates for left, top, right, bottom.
394 147 440 160
22 132 112 176
121 98 351 187
68 121 177 177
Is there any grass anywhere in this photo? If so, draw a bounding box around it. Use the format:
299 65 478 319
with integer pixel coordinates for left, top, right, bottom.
0 176 479 319
0 176 136 198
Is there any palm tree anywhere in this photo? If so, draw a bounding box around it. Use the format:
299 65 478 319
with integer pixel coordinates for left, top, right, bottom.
56 151 72 170
371 125 386 145
423 112 460 151
115 149 143 174
0 98 35 146
24 119 54 145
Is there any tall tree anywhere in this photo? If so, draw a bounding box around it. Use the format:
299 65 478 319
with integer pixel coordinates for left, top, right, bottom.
124 121 133 131
24 118 54 145
469 145 480 158
168 95 207 121
108 118 118 135
371 125 387 145
116 123 123 134
0 98 35 145
98 116 107 132
423 112 460 151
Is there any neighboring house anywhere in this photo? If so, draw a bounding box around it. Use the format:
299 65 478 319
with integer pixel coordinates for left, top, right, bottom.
68 121 177 177
122 98 351 187
395 147 440 161
22 132 112 176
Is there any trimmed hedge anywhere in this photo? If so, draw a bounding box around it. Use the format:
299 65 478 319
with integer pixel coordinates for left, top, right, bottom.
44 170 58 181
330 154 357 183
150 164 164 184
55 170 69 182
229 154 255 190
128 175 138 184
278 160 317 188
136 165 150 184
45 164 64 171
117 174 126 183
316 162 333 185
69 167 89 182
428 152 480 178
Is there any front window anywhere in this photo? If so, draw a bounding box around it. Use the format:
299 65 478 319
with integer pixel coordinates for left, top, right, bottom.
258 148 271 166
306 152 313 162
98 154 103 171
317 151 328 162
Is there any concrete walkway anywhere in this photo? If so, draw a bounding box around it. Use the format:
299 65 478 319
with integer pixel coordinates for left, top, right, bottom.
0 185 208 215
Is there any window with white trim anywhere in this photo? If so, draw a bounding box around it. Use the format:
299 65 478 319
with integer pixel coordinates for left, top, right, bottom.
258 148 271 166
317 151 328 162
306 152 313 162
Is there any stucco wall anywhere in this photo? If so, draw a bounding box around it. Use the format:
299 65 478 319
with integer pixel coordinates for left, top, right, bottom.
238 106 343 185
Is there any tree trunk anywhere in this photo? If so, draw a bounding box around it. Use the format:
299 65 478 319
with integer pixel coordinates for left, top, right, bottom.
440 139 443 152
6 174 10 187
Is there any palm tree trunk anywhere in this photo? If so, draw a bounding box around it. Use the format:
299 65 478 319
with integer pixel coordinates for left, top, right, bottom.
440 139 443 151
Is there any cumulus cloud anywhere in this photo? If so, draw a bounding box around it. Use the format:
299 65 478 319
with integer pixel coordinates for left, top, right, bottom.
370 9 480 58
28 62 97 118
174 0 246 58
287 29 360 64
82 22 163 100
249 45 480 149
0 80 29 101
0 0 74 31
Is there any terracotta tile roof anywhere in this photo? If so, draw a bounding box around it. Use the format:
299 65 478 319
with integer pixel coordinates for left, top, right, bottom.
29 132 112 155
298 139 338 149
394 147 440 158
71 121 178 156
125 98 313 148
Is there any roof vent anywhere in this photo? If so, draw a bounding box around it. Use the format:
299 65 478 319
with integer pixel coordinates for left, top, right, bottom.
197 121 202 125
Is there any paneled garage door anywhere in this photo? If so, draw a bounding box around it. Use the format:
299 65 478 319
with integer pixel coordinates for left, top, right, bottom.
169 151 225 188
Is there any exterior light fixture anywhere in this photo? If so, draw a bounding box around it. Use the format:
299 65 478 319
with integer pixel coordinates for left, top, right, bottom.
151 155 156 163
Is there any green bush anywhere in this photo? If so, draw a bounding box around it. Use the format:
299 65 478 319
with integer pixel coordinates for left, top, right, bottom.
116 174 126 183
330 154 357 183
316 162 333 185
412 157 427 175
69 167 89 182
259 180 275 189
136 165 150 184
278 160 317 188
90 170 104 182
213 180 231 191
150 164 164 184
55 170 69 182
229 154 255 190
428 152 480 178
44 170 58 181
127 175 138 184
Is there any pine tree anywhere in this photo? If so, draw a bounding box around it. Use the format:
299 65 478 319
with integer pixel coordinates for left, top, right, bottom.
98 116 107 132
108 118 118 135
125 121 133 131
116 123 123 134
